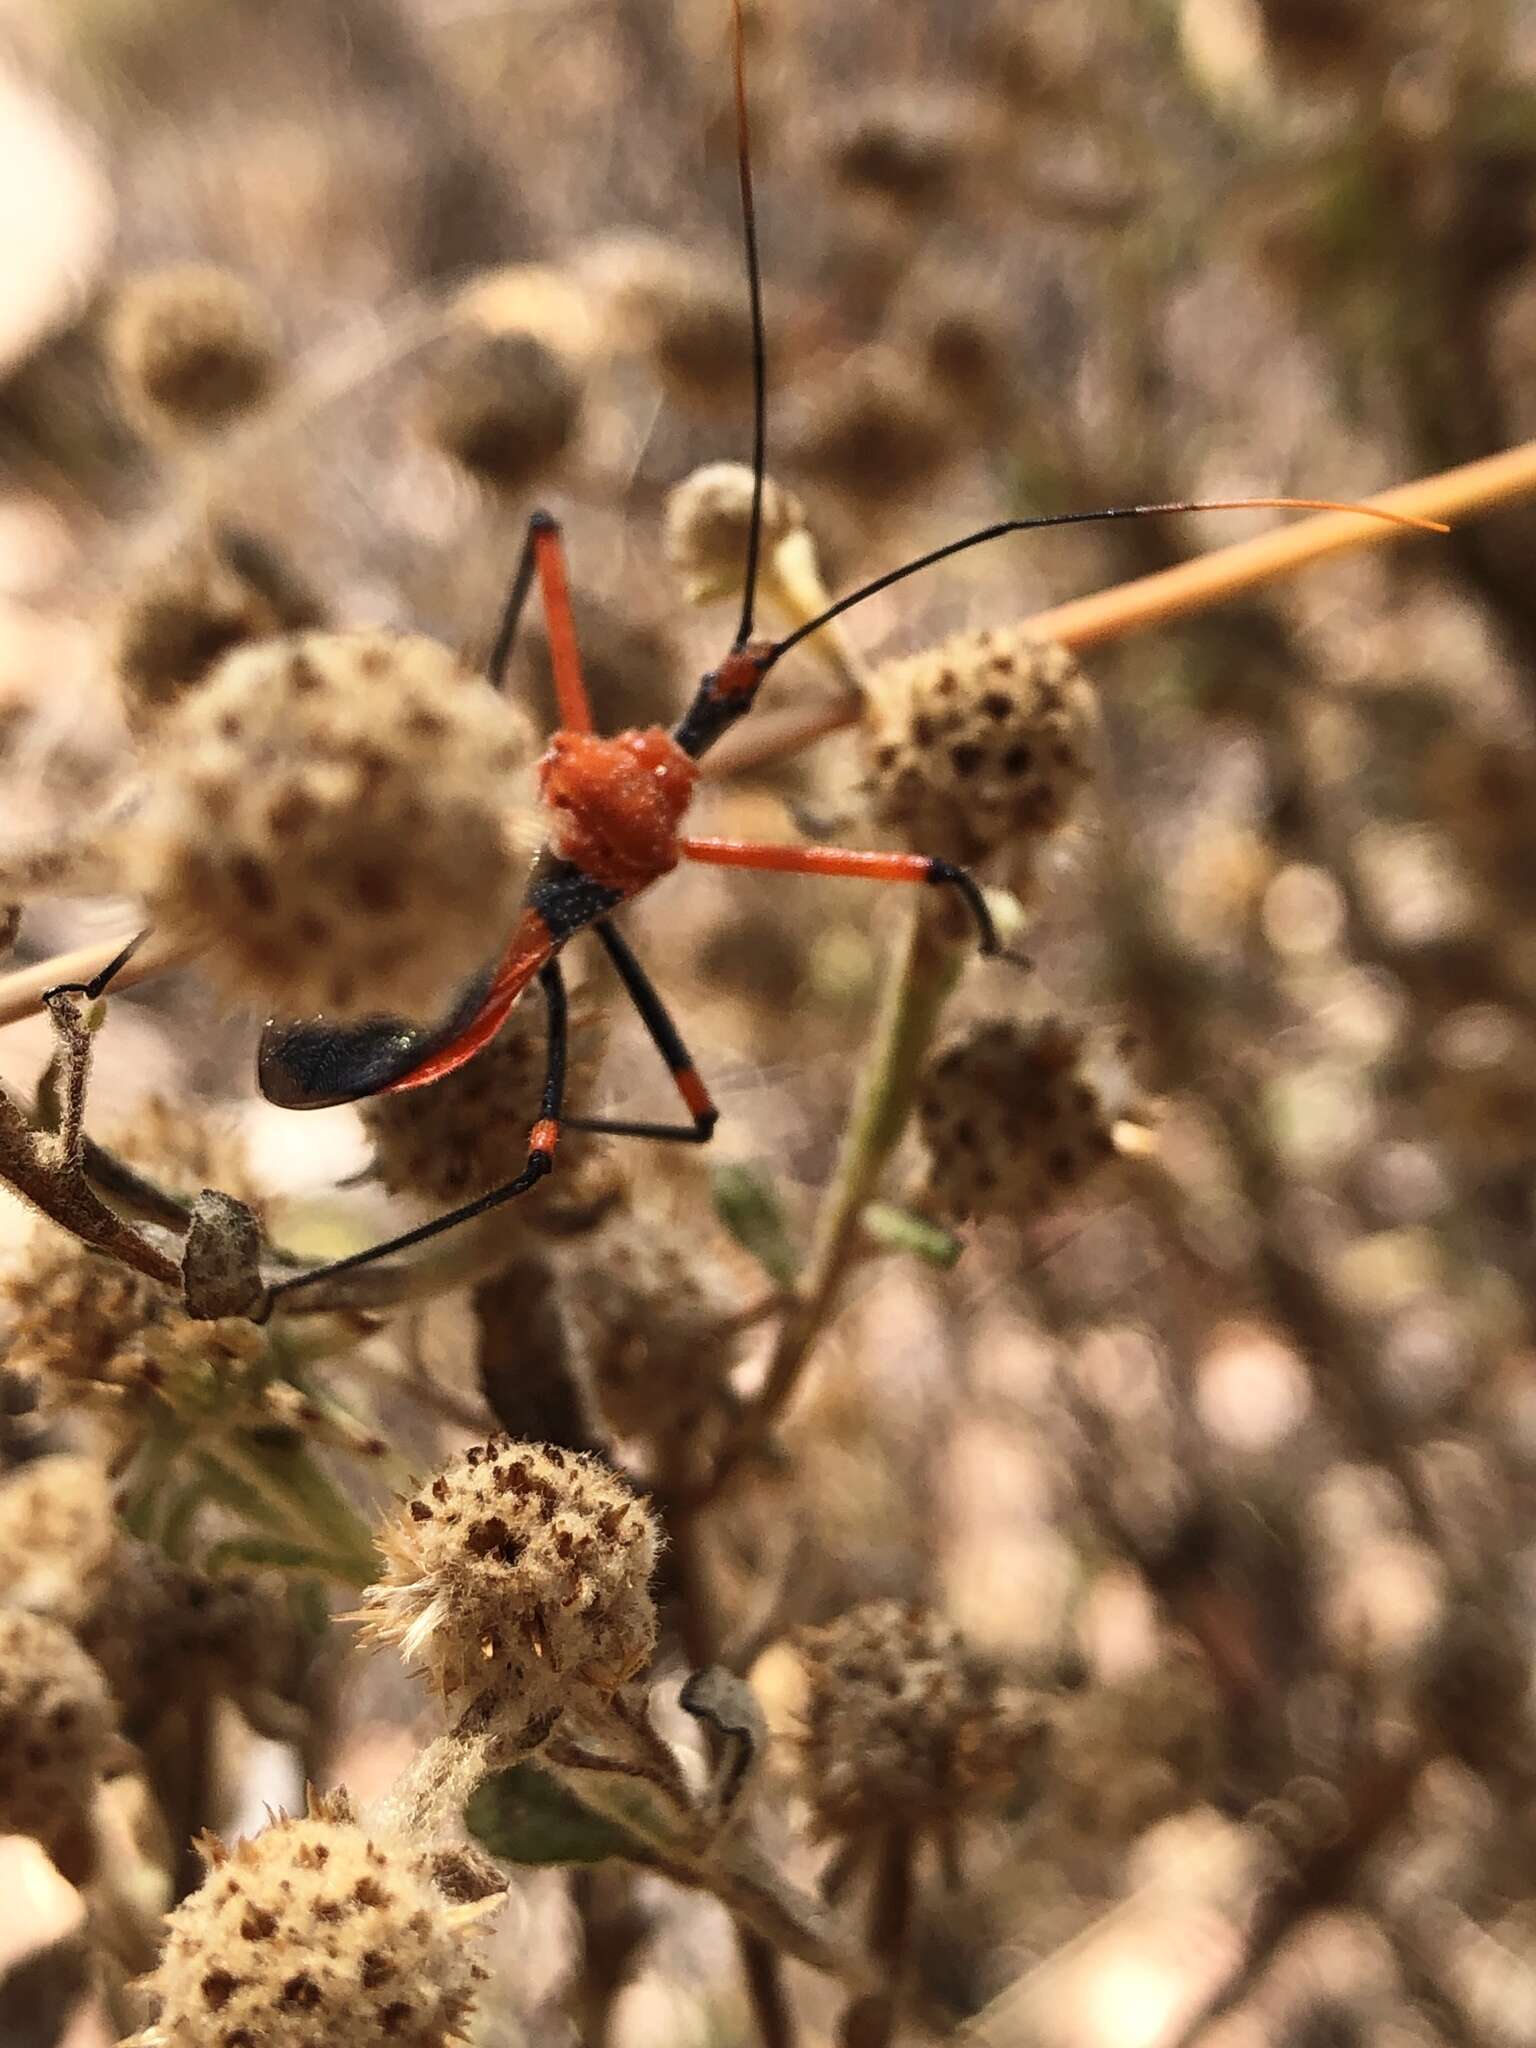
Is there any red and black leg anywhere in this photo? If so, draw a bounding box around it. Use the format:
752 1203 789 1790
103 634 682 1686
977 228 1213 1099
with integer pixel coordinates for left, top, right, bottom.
679 837 1016 959
565 919 719 1144
486 510 594 733
263 960 573 1312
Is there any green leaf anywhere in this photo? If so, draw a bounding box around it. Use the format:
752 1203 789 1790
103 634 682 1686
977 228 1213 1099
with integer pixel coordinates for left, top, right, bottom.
466 1763 642 1867
860 1201 962 1268
713 1164 799 1289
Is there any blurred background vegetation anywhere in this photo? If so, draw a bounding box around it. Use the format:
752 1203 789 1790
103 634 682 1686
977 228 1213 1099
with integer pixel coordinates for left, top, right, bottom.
3 2 1536 2045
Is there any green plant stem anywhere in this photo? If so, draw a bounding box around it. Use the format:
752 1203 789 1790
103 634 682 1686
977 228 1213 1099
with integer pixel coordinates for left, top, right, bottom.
709 900 965 1496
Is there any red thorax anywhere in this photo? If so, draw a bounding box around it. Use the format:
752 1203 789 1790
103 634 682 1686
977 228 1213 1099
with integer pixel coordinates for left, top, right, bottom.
537 726 699 891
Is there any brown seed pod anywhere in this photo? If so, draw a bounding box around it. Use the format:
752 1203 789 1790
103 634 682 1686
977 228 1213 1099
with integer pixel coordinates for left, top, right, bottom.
124 629 538 1022
918 1015 1151 1225
111 527 325 733
363 1438 659 1744
0 1607 121 1870
1048 1649 1227 1844
790 346 954 506
562 1207 745 1454
106 264 280 439
126 1790 498 2048
822 91 970 213
584 234 754 413
861 627 1098 883
796 1601 1048 1839
415 328 582 495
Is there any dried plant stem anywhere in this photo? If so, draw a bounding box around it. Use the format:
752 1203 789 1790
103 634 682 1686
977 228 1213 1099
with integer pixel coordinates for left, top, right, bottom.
704 437 1536 781
0 1083 181 1286
661 1468 798 2048
709 899 964 1495
838 1830 915 2048
0 927 195 1029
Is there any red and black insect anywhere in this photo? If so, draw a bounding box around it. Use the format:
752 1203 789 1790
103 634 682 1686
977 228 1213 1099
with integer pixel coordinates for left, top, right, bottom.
120 1 1429 1313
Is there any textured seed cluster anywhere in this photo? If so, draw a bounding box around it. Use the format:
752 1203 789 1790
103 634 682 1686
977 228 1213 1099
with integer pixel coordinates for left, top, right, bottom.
0 1606 120 1867
415 328 582 494
918 1015 1147 1224
663 461 806 604
112 530 323 732
127 1791 496 2048
796 1601 1048 1838
124 630 538 1022
587 234 753 412
360 995 605 1209
0 1455 294 1736
106 264 280 438
824 91 968 212
2 1229 267 1428
1049 1651 1226 1845
862 628 1097 879
364 1438 659 1743
563 1208 744 1451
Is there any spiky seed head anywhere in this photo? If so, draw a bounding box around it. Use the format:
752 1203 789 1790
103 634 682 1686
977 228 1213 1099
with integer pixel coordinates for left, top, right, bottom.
0 1607 120 1867
111 530 324 733
129 1791 498 2048
106 265 279 438
861 629 1097 883
360 995 607 1212
363 1439 659 1744
663 462 807 605
917 1015 1152 1225
562 1209 745 1451
796 1602 1049 1839
124 630 538 1022
415 328 582 495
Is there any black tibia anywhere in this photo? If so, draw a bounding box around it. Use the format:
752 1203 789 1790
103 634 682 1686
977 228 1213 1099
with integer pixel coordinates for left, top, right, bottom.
44 928 150 1005
486 509 557 691
566 920 719 1143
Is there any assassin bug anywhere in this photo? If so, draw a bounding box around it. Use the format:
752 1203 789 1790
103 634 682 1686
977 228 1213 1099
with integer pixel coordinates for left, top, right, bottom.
71 0 1433 1314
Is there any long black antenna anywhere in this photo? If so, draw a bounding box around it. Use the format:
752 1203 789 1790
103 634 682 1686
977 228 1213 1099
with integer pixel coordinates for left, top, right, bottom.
762 497 1448 670
730 0 769 653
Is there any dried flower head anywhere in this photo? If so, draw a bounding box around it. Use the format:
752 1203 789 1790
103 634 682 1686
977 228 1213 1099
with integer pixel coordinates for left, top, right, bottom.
415 328 582 494
562 1208 745 1452
861 628 1097 881
1049 1650 1227 1844
2 1227 268 1430
107 264 280 438
0 1606 120 1869
112 528 324 733
792 347 953 505
663 461 806 604
0 1455 299 1737
824 91 970 212
363 1439 659 1745
123 630 537 1022
127 1789 498 2048
918 1015 1153 1224
796 1602 1048 1838
586 234 753 412
360 993 606 1211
